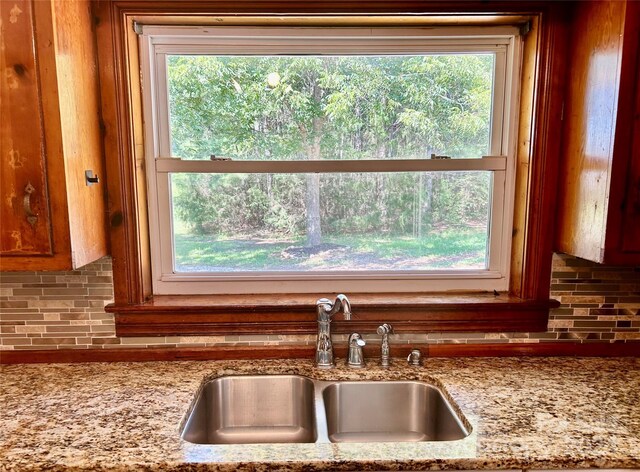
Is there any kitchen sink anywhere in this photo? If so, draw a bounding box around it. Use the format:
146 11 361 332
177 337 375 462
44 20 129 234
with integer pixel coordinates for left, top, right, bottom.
322 381 469 442
181 375 317 444
181 375 470 445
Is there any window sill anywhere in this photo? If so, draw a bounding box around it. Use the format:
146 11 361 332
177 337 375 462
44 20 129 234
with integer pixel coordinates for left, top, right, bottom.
106 293 559 337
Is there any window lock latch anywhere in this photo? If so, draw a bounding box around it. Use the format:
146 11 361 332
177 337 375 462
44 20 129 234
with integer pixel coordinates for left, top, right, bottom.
210 154 232 161
430 153 451 160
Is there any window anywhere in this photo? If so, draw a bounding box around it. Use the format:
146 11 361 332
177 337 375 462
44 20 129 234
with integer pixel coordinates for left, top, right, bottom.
139 26 522 295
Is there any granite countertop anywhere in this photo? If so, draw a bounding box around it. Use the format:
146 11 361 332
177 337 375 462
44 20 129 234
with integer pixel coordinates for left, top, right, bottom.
1 357 639 471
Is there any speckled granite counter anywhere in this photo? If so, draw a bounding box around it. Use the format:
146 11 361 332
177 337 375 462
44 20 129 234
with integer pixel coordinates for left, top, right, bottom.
1 357 639 471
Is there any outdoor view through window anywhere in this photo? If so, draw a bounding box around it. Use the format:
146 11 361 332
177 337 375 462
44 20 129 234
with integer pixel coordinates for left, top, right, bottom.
166 54 495 273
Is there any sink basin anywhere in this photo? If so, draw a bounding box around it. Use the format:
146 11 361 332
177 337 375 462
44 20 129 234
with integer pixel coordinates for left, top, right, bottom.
181 375 470 444
322 381 469 443
181 375 317 444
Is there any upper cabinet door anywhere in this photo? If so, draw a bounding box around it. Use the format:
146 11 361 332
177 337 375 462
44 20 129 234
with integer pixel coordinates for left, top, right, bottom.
555 0 640 265
1 0 53 256
0 0 109 271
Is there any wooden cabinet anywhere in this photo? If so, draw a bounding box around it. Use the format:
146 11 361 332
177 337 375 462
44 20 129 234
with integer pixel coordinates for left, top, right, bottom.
621 69 640 254
0 0 108 270
556 0 640 265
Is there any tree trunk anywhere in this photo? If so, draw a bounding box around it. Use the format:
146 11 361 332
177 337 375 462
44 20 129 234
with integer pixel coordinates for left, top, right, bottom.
417 173 424 238
305 128 323 246
302 72 324 247
306 173 322 246
424 173 434 234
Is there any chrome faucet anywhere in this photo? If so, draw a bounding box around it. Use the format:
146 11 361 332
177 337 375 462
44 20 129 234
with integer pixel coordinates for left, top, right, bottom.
376 323 393 367
315 294 351 369
347 333 366 368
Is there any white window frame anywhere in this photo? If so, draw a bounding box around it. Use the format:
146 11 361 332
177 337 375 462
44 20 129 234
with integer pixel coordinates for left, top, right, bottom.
139 26 522 295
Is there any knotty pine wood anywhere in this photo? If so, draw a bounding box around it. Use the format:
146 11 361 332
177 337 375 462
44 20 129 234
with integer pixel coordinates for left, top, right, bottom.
509 16 539 299
555 0 640 265
0 0 54 258
51 0 109 268
1 342 638 364
1 0 75 270
1 0 109 270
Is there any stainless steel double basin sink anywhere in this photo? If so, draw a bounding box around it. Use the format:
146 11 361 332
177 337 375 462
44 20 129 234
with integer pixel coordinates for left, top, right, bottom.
181 375 470 445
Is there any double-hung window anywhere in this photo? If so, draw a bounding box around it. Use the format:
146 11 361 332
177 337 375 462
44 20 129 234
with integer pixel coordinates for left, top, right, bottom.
139 26 522 295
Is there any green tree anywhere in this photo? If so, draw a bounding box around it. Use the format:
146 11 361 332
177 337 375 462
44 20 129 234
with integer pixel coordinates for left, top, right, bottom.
167 54 493 245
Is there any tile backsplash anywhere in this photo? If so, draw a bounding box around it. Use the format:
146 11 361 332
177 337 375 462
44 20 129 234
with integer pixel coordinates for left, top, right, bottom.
1 254 638 350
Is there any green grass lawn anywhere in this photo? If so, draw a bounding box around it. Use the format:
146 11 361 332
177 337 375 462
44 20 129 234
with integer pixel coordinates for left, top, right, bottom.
174 228 487 272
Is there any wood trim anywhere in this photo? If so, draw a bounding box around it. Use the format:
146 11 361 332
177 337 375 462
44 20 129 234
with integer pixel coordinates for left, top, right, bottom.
509 14 543 298
109 292 556 310
90 1 563 16
95 1 148 304
114 308 551 336
517 7 568 299
0 345 314 364
94 1 569 333
109 295 557 336
2 341 638 364
132 15 531 27
426 342 640 358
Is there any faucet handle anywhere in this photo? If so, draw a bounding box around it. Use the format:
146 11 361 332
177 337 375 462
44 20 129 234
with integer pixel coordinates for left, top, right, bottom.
347 333 366 368
316 297 332 309
348 332 366 347
407 348 422 366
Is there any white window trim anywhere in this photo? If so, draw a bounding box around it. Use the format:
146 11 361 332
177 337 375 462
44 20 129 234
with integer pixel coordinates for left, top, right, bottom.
139 26 522 295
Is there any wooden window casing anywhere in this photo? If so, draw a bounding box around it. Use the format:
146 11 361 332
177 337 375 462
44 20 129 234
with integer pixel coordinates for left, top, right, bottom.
141 26 520 295
94 1 568 337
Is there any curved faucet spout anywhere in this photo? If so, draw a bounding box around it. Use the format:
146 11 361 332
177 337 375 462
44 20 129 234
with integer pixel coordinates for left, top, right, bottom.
316 294 351 321
315 294 352 368
334 294 351 320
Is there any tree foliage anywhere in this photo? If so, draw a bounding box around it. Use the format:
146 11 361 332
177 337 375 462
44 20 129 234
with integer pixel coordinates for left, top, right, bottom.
168 54 493 241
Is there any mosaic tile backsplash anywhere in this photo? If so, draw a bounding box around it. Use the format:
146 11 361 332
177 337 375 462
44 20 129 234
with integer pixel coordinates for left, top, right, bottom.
0 254 638 350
